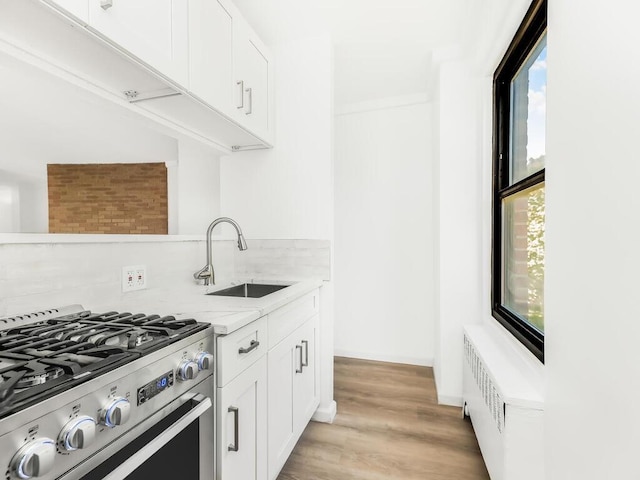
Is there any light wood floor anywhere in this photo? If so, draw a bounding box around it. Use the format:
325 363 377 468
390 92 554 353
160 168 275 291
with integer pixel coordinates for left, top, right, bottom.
277 357 489 480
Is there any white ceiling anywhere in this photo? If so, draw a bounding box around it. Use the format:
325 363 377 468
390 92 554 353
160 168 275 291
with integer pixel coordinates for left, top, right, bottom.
233 0 470 106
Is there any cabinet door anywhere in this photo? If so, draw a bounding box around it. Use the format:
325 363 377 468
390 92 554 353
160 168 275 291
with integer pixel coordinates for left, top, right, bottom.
44 0 89 23
87 0 188 86
233 18 270 140
267 316 320 480
293 315 319 433
218 356 267 480
188 0 234 116
267 333 298 480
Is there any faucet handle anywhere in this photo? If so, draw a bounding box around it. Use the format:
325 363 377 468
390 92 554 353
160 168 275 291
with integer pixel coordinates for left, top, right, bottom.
193 264 212 283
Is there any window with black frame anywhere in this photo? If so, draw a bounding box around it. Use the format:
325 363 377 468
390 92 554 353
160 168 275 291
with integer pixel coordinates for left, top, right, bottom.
492 0 547 362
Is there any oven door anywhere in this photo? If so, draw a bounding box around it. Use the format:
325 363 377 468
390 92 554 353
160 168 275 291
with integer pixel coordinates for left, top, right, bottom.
60 378 214 480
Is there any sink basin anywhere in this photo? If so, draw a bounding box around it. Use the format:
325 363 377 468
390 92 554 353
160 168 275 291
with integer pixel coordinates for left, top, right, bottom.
207 283 288 298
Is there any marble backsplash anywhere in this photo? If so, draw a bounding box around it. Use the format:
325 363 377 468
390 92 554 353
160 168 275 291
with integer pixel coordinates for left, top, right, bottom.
0 238 330 317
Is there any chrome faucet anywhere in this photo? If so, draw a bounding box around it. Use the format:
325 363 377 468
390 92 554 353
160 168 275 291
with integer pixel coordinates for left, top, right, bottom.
193 217 248 285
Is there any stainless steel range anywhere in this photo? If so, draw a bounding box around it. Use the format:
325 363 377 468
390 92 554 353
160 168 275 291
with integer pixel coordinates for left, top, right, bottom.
0 305 215 480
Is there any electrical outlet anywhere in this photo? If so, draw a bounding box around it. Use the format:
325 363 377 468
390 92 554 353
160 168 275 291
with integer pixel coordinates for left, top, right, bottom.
135 266 147 289
122 265 147 292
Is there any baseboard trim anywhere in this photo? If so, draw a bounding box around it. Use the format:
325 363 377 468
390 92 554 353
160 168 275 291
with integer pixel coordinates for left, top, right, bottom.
312 400 337 423
334 349 433 367
438 394 463 407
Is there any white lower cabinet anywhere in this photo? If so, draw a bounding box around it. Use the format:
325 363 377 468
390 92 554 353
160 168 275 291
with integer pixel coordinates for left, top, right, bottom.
266 327 298 477
293 316 318 434
267 314 319 480
217 356 267 480
216 289 320 480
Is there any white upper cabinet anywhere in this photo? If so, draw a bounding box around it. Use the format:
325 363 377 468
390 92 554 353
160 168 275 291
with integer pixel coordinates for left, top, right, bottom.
232 15 272 143
44 0 89 23
188 0 235 117
87 0 189 87
187 0 273 145
31 0 273 149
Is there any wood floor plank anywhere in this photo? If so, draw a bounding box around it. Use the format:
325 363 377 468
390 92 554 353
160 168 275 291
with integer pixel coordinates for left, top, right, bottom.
277 356 489 480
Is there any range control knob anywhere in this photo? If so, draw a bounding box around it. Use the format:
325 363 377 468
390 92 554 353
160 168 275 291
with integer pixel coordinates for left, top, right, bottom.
11 438 56 479
195 351 214 371
59 416 96 451
100 397 131 428
177 360 199 381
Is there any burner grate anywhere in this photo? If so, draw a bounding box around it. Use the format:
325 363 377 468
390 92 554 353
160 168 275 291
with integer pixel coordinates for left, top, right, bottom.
0 307 205 418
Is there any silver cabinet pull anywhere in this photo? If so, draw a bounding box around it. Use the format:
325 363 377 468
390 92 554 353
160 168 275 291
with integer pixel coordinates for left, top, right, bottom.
238 340 259 355
228 406 239 452
245 87 253 115
236 81 244 109
100 0 113 10
301 340 309 367
295 345 303 373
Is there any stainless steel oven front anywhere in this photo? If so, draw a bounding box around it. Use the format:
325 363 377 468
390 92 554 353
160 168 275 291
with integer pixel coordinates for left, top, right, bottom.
67 377 214 480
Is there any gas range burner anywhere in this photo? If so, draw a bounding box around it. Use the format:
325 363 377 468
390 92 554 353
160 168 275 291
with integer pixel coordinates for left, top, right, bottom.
4 310 208 355
0 348 135 418
17 364 64 388
0 306 208 418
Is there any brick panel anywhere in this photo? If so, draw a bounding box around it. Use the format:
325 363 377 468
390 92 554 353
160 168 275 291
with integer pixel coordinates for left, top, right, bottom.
47 163 168 234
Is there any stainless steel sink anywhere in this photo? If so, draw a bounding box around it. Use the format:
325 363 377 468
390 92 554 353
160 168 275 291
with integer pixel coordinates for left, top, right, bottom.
206 283 288 298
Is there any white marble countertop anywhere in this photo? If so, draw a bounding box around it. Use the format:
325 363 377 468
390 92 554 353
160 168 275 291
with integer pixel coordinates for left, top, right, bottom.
89 278 323 335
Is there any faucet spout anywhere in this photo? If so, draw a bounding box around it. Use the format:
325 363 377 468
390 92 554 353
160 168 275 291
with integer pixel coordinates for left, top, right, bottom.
193 217 248 286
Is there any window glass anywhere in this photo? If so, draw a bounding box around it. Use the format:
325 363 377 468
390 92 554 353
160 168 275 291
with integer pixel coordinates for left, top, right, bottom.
509 34 547 185
502 183 545 332
493 0 546 361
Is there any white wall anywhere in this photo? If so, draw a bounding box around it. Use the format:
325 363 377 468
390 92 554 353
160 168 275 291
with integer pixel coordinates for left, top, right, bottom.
220 34 333 241
544 1 640 478
0 52 181 234
0 173 47 233
433 58 483 403
431 0 541 406
18 178 47 233
333 100 434 366
430 71 442 386
220 33 336 421
432 0 640 477
173 140 221 235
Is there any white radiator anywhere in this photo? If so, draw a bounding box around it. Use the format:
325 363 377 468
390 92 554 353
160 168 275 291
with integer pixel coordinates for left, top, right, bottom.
462 325 544 480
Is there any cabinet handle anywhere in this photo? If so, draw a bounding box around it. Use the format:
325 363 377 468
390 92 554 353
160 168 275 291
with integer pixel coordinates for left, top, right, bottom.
100 0 113 10
238 340 259 354
228 406 239 452
301 340 309 367
295 345 303 373
236 80 244 109
245 87 253 115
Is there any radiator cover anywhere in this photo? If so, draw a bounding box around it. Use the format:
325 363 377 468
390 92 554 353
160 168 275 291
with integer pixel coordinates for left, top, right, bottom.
462 325 544 480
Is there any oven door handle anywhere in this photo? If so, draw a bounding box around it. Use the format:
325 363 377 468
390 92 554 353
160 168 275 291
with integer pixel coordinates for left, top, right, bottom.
101 394 212 480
